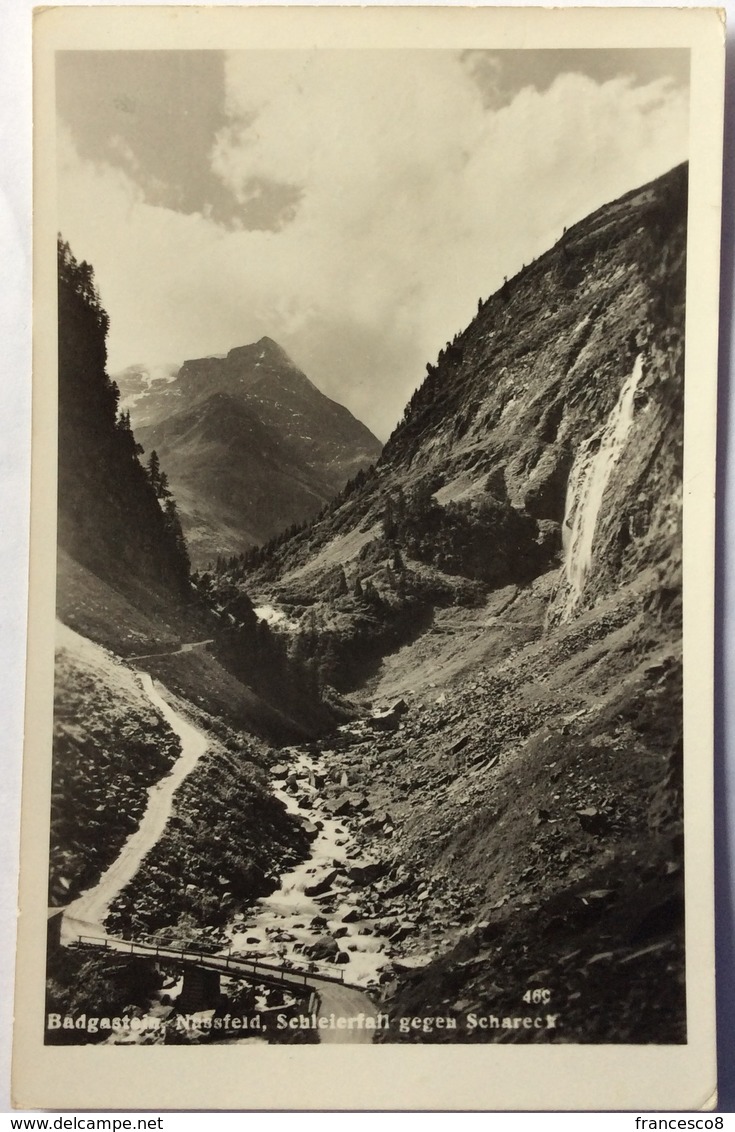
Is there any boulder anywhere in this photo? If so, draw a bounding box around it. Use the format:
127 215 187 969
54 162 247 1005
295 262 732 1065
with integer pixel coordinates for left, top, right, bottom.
304 937 338 960
385 877 414 898
390 920 417 943
449 736 470 756
346 860 389 886
576 807 611 835
579 888 616 905
369 714 400 733
304 869 341 897
362 811 393 834
393 955 433 972
325 793 369 817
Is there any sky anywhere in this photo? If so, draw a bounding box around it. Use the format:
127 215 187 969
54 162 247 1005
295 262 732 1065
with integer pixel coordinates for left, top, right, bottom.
56 48 690 440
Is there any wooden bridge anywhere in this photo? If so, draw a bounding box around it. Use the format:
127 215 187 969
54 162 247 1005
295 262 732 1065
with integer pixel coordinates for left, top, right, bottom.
67 930 354 1012
72 932 345 990
49 912 381 1041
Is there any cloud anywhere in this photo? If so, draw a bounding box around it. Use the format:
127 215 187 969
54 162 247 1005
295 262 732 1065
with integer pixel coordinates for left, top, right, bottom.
57 50 689 439
56 51 244 226
463 48 689 111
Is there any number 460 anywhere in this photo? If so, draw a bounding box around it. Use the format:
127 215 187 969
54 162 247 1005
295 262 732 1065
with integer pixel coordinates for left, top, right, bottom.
523 988 551 1005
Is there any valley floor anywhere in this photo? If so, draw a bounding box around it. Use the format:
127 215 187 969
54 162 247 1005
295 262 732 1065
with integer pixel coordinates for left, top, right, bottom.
299 568 685 1043
47 562 685 1045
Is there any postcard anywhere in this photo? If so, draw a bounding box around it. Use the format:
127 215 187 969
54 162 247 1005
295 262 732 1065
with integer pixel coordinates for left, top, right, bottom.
13 4 725 1111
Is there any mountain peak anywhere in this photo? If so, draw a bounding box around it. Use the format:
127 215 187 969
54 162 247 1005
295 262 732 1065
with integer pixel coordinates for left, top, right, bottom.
226 337 296 371
117 333 382 565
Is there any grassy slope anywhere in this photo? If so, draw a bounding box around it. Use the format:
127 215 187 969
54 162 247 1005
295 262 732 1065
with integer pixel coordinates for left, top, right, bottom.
58 550 335 742
56 549 213 658
136 649 326 745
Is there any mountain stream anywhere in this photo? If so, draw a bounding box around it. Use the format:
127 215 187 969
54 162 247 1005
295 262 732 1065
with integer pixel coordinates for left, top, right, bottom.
62 671 392 1009
224 749 392 988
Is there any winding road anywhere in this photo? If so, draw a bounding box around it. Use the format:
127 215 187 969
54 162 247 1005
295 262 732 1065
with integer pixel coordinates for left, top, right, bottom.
126 638 214 662
61 672 209 941
61 665 381 1042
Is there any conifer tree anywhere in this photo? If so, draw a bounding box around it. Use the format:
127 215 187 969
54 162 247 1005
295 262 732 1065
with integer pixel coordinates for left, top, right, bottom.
363 579 381 606
335 566 348 597
147 450 162 492
57 234 190 597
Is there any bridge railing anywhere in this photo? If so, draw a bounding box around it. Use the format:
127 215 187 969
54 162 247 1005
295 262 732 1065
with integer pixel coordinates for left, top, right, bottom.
74 934 347 986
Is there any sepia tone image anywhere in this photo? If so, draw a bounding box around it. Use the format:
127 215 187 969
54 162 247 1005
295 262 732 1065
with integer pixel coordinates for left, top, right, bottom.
43 38 695 1054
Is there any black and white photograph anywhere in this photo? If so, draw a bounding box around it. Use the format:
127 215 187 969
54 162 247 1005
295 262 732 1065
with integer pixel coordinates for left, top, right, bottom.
12 4 725 1112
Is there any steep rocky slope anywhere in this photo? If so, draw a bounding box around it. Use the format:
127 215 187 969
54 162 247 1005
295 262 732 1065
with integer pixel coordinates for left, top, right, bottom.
116 337 382 565
246 162 685 627
223 163 688 1042
315 577 684 1042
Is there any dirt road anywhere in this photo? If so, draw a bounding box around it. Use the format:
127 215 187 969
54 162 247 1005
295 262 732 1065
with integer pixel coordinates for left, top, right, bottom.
62 673 208 940
315 982 381 1044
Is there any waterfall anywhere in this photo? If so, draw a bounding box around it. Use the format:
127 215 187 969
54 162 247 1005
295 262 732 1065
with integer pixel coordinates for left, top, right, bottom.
561 354 644 617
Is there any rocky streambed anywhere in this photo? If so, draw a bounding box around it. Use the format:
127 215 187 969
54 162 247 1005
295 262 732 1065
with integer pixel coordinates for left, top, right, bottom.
225 737 436 988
